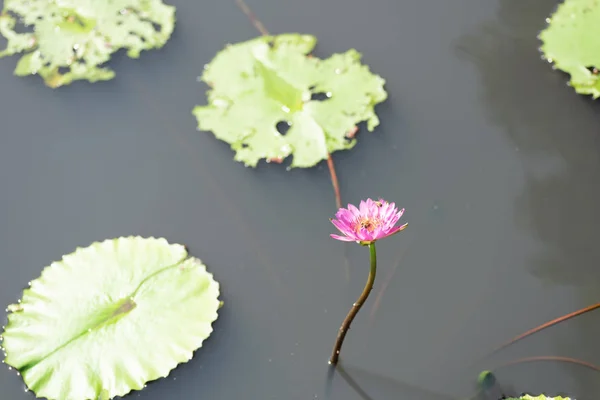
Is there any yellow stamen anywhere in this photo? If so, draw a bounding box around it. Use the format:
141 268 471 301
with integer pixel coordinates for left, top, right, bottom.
355 217 382 232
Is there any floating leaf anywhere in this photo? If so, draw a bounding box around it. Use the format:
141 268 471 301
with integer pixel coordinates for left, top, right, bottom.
505 396 571 400
192 33 387 168
539 0 600 98
0 0 176 88
1 236 220 400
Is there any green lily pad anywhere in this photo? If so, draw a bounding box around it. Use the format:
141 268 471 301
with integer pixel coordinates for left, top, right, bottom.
539 0 600 98
505 396 571 400
0 0 176 88
192 33 387 168
1 236 221 400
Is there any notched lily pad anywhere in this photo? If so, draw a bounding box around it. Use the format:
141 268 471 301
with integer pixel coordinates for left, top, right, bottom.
1 236 221 400
192 33 387 168
539 0 600 98
0 0 176 88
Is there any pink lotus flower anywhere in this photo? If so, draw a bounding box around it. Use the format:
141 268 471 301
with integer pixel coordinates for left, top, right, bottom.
330 198 407 244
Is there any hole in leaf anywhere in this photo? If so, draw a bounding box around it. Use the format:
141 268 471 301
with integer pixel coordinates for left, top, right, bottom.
58 66 71 75
151 22 162 32
276 121 291 136
585 66 599 75
241 143 249 148
310 92 331 101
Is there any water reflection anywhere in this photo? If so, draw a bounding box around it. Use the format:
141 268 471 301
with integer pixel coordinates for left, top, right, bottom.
457 0 600 286
333 364 455 400
331 364 512 400
458 0 600 397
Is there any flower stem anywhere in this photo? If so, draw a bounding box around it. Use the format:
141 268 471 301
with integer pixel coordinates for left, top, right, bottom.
329 243 377 365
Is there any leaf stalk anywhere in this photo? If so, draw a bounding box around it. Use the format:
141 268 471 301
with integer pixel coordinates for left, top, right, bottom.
234 0 344 210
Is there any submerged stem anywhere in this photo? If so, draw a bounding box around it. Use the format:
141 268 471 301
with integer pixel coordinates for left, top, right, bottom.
497 356 600 372
329 243 377 365
486 302 600 359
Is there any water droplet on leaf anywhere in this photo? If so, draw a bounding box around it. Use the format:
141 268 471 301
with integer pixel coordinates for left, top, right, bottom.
213 97 231 108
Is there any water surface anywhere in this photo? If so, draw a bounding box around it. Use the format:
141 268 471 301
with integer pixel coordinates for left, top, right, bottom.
1 0 600 398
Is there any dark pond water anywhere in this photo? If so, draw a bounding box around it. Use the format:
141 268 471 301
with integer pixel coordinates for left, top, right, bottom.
2 0 600 399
